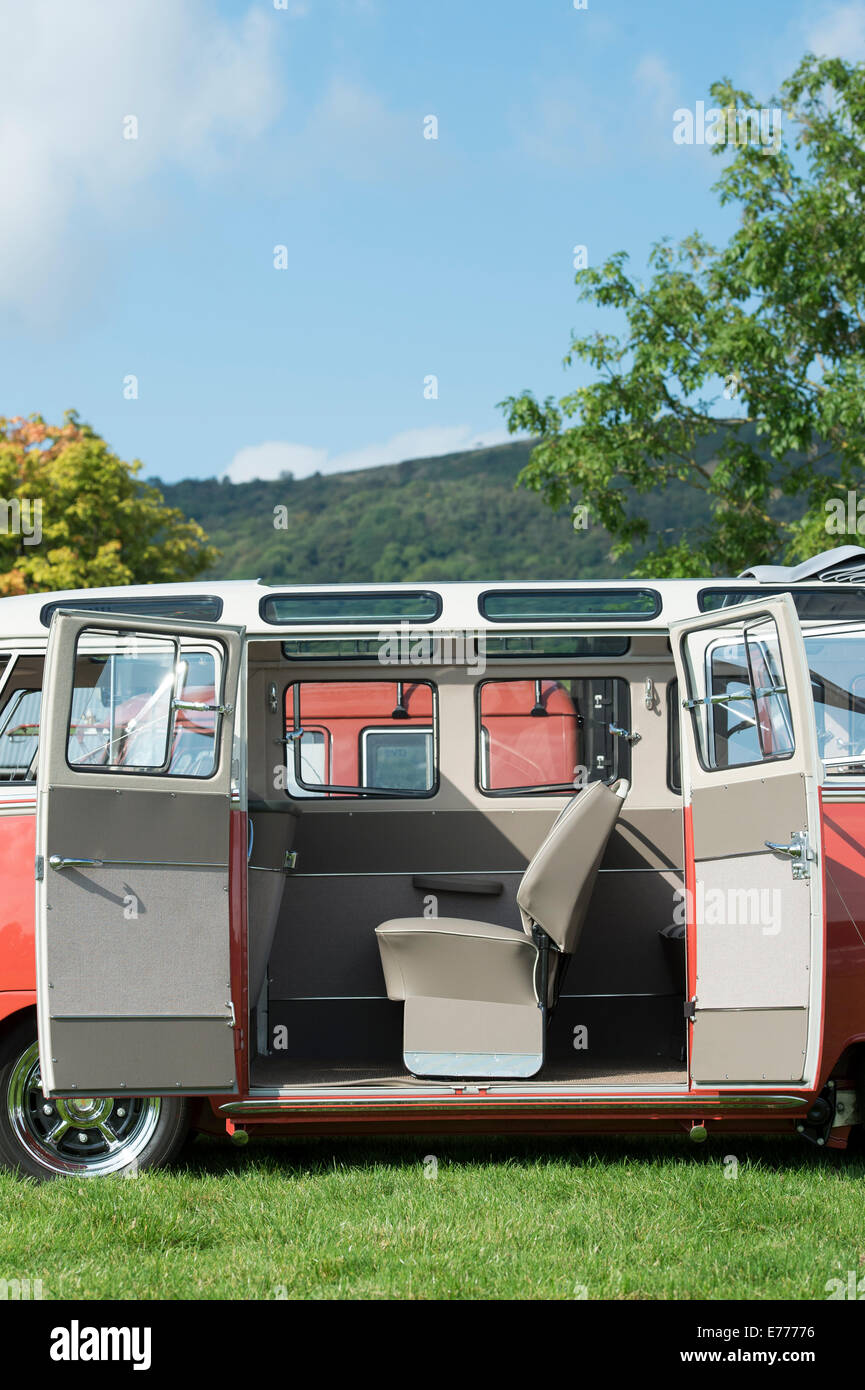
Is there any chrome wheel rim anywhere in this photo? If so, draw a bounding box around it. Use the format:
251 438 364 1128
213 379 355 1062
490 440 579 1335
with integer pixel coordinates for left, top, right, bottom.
7 1043 161 1176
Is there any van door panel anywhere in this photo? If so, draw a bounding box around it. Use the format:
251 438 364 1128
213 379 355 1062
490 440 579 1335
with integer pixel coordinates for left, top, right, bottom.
670 595 823 1087
47 1017 237 1094
45 864 230 1017
690 776 800 861
36 611 243 1096
45 785 226 864
692 1009 808 1084
691 851 808 1010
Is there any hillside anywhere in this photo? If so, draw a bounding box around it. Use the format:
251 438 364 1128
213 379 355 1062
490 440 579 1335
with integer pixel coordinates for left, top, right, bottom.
155 431 826 585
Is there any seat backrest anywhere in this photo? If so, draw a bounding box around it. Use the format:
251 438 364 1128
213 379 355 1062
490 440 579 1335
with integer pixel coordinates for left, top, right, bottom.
516 778 629 954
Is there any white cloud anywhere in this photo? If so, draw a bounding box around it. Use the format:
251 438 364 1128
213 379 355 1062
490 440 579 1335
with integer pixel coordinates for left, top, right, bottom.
0 3 419 319
223 424 514 482
225 442 329 483
327 425 513 474
805 1 865 60
0 0 284 317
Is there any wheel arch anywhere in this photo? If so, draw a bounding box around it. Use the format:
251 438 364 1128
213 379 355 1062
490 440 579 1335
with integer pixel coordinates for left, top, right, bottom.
0 1001 36 1052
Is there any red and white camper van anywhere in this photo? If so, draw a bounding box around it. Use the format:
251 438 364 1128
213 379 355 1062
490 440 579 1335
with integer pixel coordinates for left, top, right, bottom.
2 548 865 1178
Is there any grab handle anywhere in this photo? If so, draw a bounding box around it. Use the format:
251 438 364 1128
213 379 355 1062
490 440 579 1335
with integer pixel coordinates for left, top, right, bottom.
48 856 104 871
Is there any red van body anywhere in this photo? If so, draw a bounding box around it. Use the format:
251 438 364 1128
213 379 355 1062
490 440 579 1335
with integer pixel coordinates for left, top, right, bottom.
1 573 864 1178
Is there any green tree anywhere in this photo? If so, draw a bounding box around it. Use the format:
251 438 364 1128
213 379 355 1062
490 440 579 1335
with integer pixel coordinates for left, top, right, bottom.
500 54 865 577
0 411 217 594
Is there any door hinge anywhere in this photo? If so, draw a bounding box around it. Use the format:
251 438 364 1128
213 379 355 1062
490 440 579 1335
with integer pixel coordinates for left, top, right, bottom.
226 1001 237 1028
35 855 44 883
684 996 697 1022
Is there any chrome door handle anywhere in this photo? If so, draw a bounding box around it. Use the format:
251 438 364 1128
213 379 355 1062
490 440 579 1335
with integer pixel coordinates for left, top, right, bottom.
764 830 815 880
48 856 104 871
764 840 802 857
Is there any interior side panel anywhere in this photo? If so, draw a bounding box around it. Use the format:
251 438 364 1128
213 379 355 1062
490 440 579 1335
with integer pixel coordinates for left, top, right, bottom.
287 806 683 874
247 809 298 1001
267 865 685 1000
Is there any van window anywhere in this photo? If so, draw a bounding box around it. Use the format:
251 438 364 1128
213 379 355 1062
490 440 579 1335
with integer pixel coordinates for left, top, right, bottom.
0 643 223 783
284 728 328 797
284 680 437 798
263 591 441 625
804 631 865 773
477 677 631 794
480 589 660 622
66 634 223 778
40 595 224 627
280 633 631 661
697 620 794 770
699 586 865 622
0 688 41 781
362 728 434 791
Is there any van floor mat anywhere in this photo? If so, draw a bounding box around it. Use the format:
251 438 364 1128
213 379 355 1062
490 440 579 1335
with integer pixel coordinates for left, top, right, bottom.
249 1057 431 1088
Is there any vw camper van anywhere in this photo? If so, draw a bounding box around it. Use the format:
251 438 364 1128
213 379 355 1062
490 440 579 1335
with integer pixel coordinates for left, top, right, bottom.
2 546 865 1178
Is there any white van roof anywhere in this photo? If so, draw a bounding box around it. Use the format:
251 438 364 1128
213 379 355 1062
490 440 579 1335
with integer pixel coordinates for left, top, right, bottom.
1 566 865 641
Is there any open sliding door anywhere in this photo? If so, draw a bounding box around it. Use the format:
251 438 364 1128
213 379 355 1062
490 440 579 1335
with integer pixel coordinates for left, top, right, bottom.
670 595 823 1087
36 611 243 1097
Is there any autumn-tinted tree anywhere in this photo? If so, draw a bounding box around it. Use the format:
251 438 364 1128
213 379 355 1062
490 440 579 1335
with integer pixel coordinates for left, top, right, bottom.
0 411 216 595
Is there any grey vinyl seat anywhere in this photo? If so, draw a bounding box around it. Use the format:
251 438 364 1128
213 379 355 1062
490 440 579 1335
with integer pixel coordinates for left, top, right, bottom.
376 778 629 1079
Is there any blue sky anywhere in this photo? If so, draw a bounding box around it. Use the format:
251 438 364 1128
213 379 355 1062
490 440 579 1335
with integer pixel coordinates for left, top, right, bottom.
1 0 863 482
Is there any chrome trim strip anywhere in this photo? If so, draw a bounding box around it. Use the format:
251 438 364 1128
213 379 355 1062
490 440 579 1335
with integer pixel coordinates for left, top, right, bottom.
51 1013 233 1022
696 1004 806 1013
45 858 228 870
221 1092 806 1115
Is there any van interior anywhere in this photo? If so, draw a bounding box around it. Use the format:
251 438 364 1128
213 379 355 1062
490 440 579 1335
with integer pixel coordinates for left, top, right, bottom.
244 633 689 1091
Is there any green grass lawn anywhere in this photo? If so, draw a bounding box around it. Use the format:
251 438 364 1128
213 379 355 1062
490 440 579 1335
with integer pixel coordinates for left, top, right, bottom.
1 1135 862 1300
